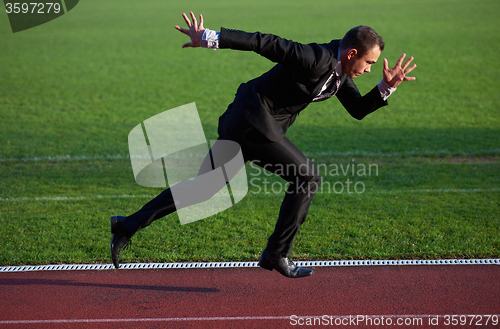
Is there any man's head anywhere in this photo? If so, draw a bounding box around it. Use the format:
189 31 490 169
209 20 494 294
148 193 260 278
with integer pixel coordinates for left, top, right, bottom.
339 26 384 79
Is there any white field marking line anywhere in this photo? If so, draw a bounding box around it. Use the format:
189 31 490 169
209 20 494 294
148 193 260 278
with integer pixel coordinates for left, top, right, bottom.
402 188 500 193
366 187 500 194
1 149 499 162
0 194 156 202
0 154 130 162
1 188 499 202
247 188 500 195
1 314 499 325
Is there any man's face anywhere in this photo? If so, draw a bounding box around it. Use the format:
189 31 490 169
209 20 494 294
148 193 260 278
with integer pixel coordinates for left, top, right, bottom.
342 45 381 79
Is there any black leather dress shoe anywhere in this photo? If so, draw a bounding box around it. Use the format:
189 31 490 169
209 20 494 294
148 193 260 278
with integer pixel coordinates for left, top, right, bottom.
258 250 313 278
110 216 131 269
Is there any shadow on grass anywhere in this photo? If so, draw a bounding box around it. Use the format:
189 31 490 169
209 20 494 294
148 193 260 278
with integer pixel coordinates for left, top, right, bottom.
271 126 500 157
1 126 498 160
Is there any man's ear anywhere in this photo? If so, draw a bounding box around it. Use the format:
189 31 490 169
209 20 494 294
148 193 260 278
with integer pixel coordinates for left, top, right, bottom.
347 48 358 60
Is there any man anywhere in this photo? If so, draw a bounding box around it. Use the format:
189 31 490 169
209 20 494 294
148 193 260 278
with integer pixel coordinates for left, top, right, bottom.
111 12 416 278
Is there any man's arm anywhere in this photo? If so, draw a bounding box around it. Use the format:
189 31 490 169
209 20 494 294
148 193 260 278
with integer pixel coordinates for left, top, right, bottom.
174 12 332 73
336 79 388 120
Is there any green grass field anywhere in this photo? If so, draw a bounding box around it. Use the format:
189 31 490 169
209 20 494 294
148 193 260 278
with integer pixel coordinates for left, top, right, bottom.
1 0 499 265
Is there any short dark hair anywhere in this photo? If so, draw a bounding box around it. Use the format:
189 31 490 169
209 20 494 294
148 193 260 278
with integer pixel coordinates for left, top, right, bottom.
340 26 385 55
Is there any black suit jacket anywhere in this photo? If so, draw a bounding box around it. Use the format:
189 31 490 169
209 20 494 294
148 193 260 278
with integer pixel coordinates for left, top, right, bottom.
219 27 388 142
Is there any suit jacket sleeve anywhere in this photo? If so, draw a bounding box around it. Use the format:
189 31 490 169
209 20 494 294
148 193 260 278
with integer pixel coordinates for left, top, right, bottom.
219 27 331 75
336 77 388 120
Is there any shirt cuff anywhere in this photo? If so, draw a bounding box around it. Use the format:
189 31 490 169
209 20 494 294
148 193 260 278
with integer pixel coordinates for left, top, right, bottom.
201 29 220 49
377 79 397 101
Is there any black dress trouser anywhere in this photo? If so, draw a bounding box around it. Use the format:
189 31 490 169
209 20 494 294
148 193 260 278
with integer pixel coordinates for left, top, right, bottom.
122 109 321 258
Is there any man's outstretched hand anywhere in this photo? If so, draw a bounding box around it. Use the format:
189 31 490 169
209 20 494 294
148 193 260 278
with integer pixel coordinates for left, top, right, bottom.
174 11 205 48
383 54 417 88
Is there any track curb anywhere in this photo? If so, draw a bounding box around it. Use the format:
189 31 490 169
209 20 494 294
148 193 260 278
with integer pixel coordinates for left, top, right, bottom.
1 258 498 272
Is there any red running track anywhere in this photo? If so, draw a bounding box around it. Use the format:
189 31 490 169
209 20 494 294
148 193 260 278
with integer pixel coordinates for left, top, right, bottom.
0 265 499 328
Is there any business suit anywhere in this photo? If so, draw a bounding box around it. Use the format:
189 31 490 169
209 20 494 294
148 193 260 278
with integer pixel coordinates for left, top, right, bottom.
215 27 389 257
114 27 389 274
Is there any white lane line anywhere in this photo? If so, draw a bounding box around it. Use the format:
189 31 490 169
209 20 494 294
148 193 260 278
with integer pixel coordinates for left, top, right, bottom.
381 188 500 193
1 314 498 325
1 188 498 202
0 154 130 162
0 316 289 325
0 194 155 202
